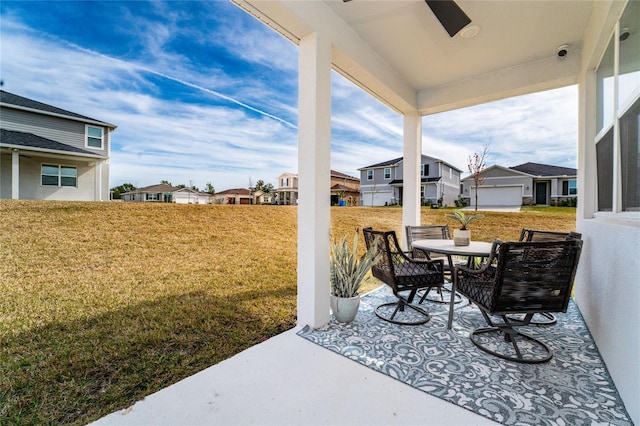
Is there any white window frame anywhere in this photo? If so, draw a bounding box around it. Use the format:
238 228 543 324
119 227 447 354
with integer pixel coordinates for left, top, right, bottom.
594 6 640 214
86 125 104 149
421 164 429 177
383 168 391 180
41 164 77 187
367 170 374 181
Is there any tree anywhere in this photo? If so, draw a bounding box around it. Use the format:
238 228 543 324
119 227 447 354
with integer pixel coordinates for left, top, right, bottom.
110 183 136 199
204 182 215 194
468 144 490 211
161 180 172 186
254 179 274 194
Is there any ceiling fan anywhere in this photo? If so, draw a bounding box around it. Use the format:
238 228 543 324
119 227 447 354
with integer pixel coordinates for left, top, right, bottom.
342 0 472 38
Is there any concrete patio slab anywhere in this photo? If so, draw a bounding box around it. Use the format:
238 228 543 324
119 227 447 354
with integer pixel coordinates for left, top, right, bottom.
92 326 498 425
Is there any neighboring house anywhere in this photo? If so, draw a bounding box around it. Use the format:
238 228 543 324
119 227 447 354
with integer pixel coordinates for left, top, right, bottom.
121 183 213 204
275 172 299 205
172 188 213 204
461 162 577 208
0 90 116 201
330 170 360 206
359 155 462 207
121 183 177 202
214 188 254 204
275 170 360 206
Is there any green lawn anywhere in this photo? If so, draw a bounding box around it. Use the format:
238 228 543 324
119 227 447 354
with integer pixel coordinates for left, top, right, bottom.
0 200 576 425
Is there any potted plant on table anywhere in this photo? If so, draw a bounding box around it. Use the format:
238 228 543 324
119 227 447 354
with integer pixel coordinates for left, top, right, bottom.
445 210 484 246
330 230 380 323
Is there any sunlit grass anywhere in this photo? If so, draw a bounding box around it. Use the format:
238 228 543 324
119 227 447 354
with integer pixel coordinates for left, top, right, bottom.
0 200 576 424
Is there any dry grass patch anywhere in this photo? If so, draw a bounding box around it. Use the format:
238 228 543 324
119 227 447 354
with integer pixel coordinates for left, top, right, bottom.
0 201 576 425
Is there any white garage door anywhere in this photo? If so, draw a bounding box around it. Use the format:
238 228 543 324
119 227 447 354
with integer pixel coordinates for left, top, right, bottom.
471 186 522 207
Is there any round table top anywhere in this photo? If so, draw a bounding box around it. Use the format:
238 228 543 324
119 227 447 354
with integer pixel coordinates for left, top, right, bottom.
412 239 493 257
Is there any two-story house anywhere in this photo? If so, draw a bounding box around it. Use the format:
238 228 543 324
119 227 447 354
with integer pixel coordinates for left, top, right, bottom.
359 155 462 207
275 170 360 206
0 90 116 201
275 172 299 205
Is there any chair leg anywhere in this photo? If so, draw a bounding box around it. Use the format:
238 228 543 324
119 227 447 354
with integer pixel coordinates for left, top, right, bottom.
375 299 431 326
469 312 553 363
418 285 463 305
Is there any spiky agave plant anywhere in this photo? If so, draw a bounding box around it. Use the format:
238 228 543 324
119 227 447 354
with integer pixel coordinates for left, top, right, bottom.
330 231 380 298
445 209 484 230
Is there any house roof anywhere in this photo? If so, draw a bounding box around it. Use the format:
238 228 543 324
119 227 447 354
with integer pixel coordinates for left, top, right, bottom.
361 157 403 169
0 128 104 158
0 90 116 129
330 170 360 181
510 162 577 177
331 183 358 192
389 177 441 186
122 183 177 195
360 155 462 173
216 188 252 196
173 188 211 196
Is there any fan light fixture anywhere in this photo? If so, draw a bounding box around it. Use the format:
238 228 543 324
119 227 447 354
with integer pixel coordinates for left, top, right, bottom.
460 25 480 39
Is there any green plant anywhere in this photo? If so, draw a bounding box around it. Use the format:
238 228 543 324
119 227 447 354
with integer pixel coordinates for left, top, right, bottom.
445 209 484 230
330 231 380 298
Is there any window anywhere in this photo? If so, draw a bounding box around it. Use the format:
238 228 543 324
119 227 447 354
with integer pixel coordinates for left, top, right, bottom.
86 125 103 149
367 170 373 180
281 178 288 187
562 180 578 196
384 168 391 179
421 164 429 177
41 164 77 187
595 1 640 212
420 186 425 200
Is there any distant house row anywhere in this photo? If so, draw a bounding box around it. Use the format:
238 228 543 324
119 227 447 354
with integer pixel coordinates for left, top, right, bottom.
1 90 577 207
120 184 272 205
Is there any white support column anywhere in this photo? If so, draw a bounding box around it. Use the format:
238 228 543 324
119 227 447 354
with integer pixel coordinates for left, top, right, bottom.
11 150 20 199
94 162 102 201
297 31 332 328
402 113 422 250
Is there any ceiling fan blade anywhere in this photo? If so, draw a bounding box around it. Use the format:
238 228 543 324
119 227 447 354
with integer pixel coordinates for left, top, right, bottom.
425 0 471 37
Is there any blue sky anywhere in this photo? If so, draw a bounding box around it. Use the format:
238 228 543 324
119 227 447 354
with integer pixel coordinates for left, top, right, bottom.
0 0 578 191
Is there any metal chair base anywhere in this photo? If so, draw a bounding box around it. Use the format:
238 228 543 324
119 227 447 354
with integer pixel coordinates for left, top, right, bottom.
506 312 557 326
375 300 431 326
418 285 463 305
470 326 553 364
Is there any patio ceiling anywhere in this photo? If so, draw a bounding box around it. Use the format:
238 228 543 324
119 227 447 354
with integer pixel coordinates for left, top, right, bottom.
232 0 594 115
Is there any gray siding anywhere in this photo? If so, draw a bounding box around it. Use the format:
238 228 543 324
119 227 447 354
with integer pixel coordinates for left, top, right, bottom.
1 108 109 156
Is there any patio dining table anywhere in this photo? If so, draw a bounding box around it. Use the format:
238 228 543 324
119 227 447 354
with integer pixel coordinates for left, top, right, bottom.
411 239 493 305
411 239 493 269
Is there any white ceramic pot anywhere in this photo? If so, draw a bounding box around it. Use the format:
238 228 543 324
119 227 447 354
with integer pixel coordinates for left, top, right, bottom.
453 229 471 246
330 294 360 323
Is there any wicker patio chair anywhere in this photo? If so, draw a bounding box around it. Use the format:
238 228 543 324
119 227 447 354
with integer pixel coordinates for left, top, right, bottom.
405 225 464 305
363 227 445 325
515 228 583 325
449 238 583 363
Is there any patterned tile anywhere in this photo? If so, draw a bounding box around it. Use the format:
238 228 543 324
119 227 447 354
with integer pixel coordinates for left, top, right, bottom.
298 286 632 425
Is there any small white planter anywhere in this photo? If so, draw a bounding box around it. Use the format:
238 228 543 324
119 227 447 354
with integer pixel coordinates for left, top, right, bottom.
330 294 360 323
453 229 471 246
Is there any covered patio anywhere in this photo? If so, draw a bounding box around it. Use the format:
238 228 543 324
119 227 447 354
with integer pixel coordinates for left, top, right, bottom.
94 286 630 425
97 0 638 423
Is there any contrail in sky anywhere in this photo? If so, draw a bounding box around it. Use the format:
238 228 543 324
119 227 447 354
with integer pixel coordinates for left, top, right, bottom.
67 41 298 130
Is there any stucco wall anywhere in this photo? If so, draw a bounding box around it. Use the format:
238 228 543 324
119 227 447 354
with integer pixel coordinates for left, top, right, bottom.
0 153 98 201
574 218 639 422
